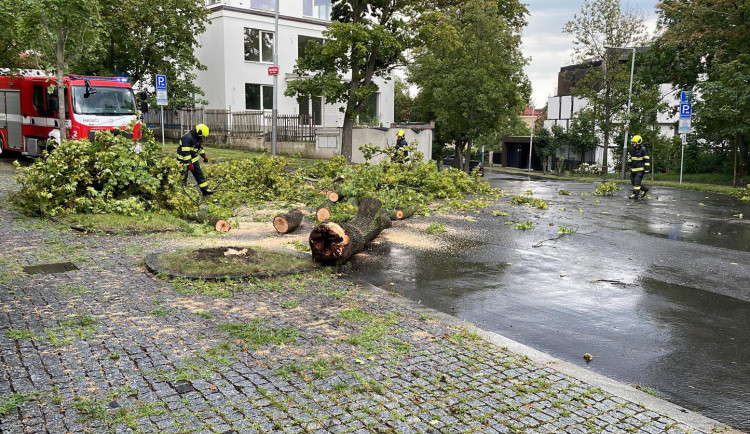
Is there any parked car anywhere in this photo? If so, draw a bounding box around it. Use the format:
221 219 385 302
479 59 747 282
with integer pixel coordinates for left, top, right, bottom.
440 156 484 176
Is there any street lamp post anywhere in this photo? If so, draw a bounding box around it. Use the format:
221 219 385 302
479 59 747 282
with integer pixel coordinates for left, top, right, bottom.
620 48 636 179
271 0 279 156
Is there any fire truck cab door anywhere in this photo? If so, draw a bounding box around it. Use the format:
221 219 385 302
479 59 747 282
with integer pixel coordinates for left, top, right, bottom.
0 90 23 150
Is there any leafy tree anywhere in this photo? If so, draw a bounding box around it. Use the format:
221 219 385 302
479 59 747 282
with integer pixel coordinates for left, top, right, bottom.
562 0 648 174
394 76 414 122
286 0 414 163
567 110 599 163
73 0 209 108
652 0 750 177
532 125 558 173
21 0 102 139
0 0 26 69
409 0 530 173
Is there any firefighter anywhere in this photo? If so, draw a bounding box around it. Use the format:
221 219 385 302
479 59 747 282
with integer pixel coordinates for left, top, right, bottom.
627 135 650 200
178 124 214 196
393 129 408 161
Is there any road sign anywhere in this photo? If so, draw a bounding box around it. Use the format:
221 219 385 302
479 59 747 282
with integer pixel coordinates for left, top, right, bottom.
679 103 692 118
268 66 279 76
680 90 692 104
155 74 167 106
678 118 691 134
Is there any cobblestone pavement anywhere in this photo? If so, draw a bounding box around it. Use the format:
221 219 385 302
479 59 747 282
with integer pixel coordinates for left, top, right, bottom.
0 166 731 433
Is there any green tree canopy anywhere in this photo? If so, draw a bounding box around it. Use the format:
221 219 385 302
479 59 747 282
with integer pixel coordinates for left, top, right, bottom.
653 0 750 176
20 0 102 139
286 0 415 163
409 0 530 173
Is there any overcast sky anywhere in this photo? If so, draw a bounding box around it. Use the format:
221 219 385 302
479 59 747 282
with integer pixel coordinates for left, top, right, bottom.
523 0 660 107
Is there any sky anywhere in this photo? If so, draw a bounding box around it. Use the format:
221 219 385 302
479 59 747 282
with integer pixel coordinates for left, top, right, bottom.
523 0 660 108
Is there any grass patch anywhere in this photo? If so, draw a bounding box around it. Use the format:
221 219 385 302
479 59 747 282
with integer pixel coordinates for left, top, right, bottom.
61 212 189 231
218 319 300 350
0 392 33 416
157 246 316 277
5 329 34 340
426 222 446 235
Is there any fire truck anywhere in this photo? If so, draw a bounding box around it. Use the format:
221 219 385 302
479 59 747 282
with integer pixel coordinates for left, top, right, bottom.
0 70 145 157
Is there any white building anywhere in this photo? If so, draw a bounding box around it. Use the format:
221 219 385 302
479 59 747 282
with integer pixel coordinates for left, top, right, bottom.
194 0 395 129
544 61 681 170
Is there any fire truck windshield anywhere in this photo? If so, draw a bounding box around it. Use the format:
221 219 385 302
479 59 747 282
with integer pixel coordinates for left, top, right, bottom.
71 86 136 115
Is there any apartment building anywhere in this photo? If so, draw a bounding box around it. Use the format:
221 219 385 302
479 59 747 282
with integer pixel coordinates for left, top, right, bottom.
194 0 395 128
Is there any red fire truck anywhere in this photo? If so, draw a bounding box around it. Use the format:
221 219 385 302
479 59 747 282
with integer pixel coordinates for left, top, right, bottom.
0 70 144 157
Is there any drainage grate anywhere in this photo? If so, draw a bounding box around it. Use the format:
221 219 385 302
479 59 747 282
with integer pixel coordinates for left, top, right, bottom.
22 262 79 275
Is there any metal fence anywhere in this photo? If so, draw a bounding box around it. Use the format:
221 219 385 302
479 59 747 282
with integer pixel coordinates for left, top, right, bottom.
143 108 317 142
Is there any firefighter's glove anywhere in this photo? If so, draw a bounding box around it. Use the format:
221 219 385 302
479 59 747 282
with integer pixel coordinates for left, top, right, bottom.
187 164 194 171
203 155 209 163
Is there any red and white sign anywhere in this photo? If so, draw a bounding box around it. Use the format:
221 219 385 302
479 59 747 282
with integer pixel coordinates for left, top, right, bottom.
268 66 279 76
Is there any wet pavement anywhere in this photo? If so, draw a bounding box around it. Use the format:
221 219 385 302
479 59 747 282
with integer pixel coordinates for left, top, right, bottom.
348 169 750 431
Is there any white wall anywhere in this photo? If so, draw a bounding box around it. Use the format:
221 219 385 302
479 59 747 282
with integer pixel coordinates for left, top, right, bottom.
351 128 433 164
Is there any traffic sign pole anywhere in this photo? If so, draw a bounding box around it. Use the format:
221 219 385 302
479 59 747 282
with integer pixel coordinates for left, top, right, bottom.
678 91 692 184
156 74 168 145
680 134 686 184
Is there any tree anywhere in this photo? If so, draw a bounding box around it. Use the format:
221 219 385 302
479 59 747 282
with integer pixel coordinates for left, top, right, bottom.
409 0 530 173
394 76 414 123
562 0 648 174
653 0 750 177
73 0 209 108
286 1 414 163
567 110 599 163
0 0 26 69
532 125 558 173
21 0 102 139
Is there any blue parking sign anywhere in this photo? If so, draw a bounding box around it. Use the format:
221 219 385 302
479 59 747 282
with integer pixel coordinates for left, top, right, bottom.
680 103 692 118
156 74 167 90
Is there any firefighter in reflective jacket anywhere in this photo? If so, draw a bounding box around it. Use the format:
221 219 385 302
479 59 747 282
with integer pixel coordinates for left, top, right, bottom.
178 124 214 196
628 135 650 200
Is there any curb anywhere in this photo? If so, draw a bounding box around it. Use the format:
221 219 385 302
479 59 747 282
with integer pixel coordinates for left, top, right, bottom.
144 250 319 281
353 279 739 434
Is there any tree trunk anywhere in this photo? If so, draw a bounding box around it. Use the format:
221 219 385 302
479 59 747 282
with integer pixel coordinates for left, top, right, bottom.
273 209 304 234
390 205 417 220
342 114 354 164
309 197 391 265
56 39 67 140
738 133 748 177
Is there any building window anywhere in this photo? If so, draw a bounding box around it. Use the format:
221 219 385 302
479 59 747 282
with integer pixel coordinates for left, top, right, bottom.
250 0 274 10
298 35 324 61
303 0 331 20
297 95 322 125
245 83 274 110
358 92 379 126
244 28 274 63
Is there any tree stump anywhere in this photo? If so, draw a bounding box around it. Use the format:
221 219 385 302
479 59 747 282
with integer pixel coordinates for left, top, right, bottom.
211 218 232 233
309 197 391 265
326 184 342 202
273 209 304 234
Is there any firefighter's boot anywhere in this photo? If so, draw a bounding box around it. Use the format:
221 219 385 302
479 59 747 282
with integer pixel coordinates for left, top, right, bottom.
641 186 649 198
201 188 215 197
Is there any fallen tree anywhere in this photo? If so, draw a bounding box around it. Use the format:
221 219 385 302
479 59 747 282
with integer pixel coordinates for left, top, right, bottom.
309 197 391 265
273 209 304 234
316 200 335 221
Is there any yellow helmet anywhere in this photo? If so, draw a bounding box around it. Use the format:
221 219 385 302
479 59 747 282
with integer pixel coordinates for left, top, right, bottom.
397 129 405 137
631 135 642 145
195 124 209 137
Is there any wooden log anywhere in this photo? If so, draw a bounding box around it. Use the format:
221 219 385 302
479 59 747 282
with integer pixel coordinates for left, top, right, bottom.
273 209 304 234
326 184 342 202
316 200 334 221
309 197 391 265
211 218 232 233
389 205 418 220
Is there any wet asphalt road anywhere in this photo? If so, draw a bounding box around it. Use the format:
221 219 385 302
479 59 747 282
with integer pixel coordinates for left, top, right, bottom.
347 169 750 430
